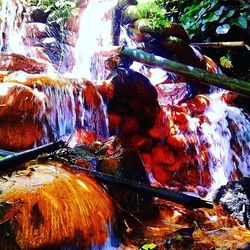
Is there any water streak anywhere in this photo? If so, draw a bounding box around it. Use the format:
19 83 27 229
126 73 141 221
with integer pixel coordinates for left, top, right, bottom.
188 93 250 190
0 0 27 54
73 0 118 80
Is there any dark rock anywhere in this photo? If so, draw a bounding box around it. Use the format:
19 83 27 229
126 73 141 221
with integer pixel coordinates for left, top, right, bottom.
107 66 159 131
28 7 50 23
213 177 250 227
107 149 155 217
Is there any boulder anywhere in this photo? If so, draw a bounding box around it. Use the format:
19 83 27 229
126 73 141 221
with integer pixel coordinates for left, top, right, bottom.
213 178 250 227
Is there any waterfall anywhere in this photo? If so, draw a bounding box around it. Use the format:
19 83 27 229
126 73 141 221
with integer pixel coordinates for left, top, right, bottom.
73 0 118 80
0 0 27 54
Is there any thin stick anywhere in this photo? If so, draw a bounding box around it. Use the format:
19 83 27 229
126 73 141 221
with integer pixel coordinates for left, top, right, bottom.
69 165 213 209
191 41 245 48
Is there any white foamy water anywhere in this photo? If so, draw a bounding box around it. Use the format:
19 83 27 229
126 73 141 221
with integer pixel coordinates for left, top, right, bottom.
188 92 250 190
0 0 27 54
73 0 118 80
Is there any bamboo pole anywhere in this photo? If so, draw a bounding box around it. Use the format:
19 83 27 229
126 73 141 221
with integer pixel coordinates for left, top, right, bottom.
0 149 13 157
70 164 213 209
191 41 245 48
0 141 65 169
118 46 250 96
0 143 213 208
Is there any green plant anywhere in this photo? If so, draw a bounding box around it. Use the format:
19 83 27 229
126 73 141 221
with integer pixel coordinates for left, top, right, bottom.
179 0 250 39
125 0 178 30
25 0 78 29
140 243 157 250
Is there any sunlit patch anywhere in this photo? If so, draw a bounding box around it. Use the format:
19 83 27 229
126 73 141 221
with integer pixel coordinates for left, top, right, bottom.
0 162 113 249
77 179 90 191
0 83 11 96
73 0 118 80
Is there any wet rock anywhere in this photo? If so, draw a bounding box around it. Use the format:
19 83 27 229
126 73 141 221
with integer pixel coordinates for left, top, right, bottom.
58 44 76 73
213 177 250 227
67 9 81 33
25 22 50 39
0 120 43 151
105 66 159 131
107 149 155 217
64 29 79 47
164 227 195 250
0 53 50 74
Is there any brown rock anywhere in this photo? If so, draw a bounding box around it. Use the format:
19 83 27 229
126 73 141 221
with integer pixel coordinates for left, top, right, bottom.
152 144 176 166
0 53 50 74
0 82 47 120
120 116 140 135
0 120 43 151
25 22 50 39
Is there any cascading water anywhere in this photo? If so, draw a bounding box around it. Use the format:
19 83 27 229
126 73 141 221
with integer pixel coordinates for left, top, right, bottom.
0 0 250 248
0 0 27 54
0 0 110 146
187 92 250 190
73 0 118 81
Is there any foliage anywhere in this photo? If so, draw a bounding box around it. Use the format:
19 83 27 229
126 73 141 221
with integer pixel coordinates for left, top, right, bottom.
220 54 233 69
25 0 78 28
126 0 249 41
126 0 178 29
179 0 250 39
140 243 157 250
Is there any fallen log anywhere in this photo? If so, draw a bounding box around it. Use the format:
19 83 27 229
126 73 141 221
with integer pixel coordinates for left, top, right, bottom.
0 140 65 170
118 46 250 96
69 165 213 209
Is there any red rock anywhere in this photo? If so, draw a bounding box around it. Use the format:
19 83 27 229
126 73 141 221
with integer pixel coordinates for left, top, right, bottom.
0 53 50 74
167 134 186 149
200 166 212 187
148 108 170 139
130 134 151 150
152 163 174 184
173 111 190 132
67 8 81 33
221 91 238 104
140 153 153 172
25 22 50 39
0 120 43 151
108 112 121 130
178 165 200 186
152 144 176 166
186 95 211 114
72 128 97 144
0 82 47 120
64 30 79 47
120 116 139 135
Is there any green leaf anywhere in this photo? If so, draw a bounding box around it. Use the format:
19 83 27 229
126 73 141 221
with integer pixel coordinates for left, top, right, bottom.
227 10 235 18
201 24 206 31
220 55 233 69
237 16 248 29
215 6 225 16
141 243 157 250
216 24 230 34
